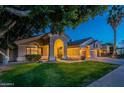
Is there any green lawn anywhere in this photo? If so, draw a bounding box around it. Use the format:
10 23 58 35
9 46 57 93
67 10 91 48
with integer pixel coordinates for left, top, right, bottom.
0 61 119 87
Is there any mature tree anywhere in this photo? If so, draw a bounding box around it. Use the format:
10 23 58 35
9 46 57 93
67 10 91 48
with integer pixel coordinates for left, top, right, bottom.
0 5 108 64
107 5 124 57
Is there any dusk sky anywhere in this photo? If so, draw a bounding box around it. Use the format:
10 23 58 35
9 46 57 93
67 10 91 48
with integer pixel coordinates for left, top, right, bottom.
65 11 124 47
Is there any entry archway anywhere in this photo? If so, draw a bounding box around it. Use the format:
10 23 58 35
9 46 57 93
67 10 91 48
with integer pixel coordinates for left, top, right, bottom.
54 39 64 59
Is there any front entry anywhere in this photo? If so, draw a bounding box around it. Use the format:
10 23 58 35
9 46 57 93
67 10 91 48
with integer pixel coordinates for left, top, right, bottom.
57 47 63 59
54 39 64 59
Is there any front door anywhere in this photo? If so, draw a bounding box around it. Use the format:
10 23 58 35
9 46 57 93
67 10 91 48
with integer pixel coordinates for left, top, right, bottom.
54 39 64 59
57 47 63 59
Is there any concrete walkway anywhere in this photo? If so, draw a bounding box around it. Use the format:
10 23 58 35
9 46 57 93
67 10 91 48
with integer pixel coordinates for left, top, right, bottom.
88 65 124 87
57 59 84 63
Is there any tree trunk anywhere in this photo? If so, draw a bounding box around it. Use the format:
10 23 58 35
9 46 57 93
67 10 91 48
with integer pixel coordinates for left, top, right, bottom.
0 49 9 65
112 28 117 57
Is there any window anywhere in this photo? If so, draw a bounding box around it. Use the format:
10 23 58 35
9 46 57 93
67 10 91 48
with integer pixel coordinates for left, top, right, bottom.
26 48 31 55
67 48 80 56
26 48 41 55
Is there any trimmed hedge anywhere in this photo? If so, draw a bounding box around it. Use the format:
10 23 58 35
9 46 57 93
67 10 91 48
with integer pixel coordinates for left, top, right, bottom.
25 54 41 61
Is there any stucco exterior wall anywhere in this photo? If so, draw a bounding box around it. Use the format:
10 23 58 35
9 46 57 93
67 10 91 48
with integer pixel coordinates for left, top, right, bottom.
41 45 49 60
9 49 17 62
90 49 97 58
17 45 27 61
17 44 38 61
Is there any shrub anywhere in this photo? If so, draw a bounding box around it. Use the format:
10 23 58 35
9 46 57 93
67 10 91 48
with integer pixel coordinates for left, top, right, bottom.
80 56 86 60
25 54 41 61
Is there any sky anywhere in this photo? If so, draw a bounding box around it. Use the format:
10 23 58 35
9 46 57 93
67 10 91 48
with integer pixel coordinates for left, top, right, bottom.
65 11 124 47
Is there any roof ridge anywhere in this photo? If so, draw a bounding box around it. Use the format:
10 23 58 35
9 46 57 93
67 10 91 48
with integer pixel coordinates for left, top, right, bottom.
70 37 92 42
68 37 93 46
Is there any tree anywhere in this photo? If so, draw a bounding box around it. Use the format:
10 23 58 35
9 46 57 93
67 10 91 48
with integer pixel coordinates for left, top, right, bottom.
0 5 108 64
107 5 124 57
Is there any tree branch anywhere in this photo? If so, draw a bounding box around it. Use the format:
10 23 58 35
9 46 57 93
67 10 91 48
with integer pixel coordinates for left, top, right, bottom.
5 7 31 17
0 21 16 37
0 49 6 56
4 20 13 27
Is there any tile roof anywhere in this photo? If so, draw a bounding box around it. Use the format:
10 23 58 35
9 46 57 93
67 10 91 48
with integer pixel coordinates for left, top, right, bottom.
88 40 97 45
68 37 92 46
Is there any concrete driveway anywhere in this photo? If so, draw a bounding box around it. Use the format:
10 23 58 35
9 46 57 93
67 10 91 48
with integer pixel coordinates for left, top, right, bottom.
88 65 124 87
90 57 124 65
87 57 124 87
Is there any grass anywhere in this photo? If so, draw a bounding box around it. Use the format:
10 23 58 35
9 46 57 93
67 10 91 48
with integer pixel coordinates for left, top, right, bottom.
0 61 119 87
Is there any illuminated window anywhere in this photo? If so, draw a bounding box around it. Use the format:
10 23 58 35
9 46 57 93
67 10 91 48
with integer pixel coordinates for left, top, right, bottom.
67 48 80 57
26 48 41 55
31 48 38 54
38 48 41 55
26 48 31 55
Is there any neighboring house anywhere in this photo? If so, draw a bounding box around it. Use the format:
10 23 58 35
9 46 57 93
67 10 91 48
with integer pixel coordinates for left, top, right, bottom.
116 47 124 55
116 40 124 55
119 40 124 48
101 43 113 56
0 33 105 64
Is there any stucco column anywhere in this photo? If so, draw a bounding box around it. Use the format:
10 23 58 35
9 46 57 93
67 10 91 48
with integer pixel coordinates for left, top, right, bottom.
49 35 55 61
86 46 90 59
17 45 26 61
64 41 67 59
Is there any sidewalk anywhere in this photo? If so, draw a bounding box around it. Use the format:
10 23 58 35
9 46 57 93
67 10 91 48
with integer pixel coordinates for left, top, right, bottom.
87 65 124 87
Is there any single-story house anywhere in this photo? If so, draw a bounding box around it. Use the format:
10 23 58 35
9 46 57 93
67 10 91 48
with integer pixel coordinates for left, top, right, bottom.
0 33 104 64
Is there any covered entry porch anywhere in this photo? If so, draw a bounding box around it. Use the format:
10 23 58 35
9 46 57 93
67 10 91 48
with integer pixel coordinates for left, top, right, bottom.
40 34 68 61
29 38 67 61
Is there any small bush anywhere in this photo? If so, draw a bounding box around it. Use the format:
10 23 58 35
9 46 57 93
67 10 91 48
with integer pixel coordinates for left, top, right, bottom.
80 56 85 60
25 54 41 61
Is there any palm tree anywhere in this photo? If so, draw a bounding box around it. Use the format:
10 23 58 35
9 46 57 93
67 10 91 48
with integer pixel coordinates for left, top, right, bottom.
107 5 124 57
